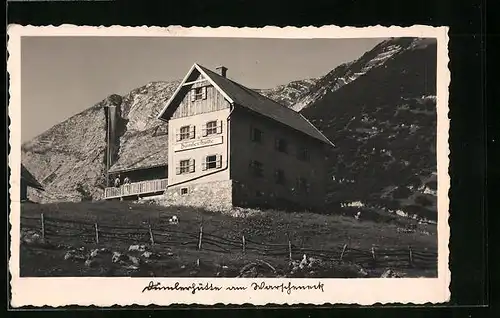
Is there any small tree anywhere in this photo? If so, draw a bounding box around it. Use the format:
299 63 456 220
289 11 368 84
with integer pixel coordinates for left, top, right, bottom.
76 182 93 201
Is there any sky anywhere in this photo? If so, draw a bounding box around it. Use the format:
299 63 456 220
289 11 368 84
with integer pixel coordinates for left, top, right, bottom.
21 36 384 142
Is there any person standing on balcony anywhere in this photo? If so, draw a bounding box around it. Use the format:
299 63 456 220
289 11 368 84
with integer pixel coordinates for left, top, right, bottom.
124 176 130 185
114 175 121 188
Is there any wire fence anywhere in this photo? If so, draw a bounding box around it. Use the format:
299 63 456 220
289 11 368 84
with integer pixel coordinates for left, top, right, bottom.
20 213 438 271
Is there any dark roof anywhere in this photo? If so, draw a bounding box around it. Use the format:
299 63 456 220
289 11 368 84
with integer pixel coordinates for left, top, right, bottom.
21 164 44 190
196 65 333 146
108 128 169 173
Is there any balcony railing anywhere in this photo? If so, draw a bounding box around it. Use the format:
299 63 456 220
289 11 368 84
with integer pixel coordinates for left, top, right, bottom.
104 178 168 200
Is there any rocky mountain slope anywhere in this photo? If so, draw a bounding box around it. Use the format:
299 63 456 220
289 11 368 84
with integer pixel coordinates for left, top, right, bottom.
22 82 179 202
301 37 438 220
255 78 318 108
21 37 438 221
291 38 430 112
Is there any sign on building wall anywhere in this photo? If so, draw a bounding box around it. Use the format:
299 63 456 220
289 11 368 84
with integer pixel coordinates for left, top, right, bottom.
174 136 223 152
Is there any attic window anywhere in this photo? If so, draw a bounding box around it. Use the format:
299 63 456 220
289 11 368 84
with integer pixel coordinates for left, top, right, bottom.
192 86 207 101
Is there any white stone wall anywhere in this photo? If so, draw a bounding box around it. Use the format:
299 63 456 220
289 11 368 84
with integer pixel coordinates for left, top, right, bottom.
161 180 233 212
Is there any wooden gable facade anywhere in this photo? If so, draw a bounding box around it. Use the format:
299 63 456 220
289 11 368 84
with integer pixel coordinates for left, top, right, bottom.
170 73 231 120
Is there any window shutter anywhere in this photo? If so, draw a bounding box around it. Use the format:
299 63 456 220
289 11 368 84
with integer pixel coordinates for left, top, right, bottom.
250 126 255 141
201 156 207 171
202 124 208 137
189 159 195 173
216 154 222 168
175 129 181 142
275 138 280 150
202 86 207 99
190 126 196 139
190 89 195 102
176 166 181 175
217 120 223 134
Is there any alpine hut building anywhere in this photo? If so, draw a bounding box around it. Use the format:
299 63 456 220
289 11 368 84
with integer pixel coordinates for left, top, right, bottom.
104 63 334 212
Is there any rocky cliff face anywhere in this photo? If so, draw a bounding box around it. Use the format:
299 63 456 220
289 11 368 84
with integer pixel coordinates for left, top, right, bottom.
21 37 439 221
22 96 120 202
21 81 180 203
255 78 318 108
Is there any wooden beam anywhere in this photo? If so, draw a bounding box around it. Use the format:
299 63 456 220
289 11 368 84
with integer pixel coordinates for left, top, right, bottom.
182 79 209 86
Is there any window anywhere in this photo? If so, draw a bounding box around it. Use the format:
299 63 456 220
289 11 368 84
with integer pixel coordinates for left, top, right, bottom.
176 159 195 175
179 125 192 141
206 121 217 135
203 154 222 170
274 169 286 185
180 187 189 195
250 127 262 143
249 160 263 177
297 147 310 161
297 177 310 192
203 120 221 136
275 138 288 153
192 86 207 101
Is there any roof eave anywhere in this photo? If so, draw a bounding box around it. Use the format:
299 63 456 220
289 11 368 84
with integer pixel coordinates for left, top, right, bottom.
299 113 335 147
156 63 198 121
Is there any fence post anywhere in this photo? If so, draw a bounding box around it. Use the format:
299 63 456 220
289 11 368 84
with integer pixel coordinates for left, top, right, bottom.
371 246 376 264
288 240 292 262
198 225 203 251
40 212 45 241
94 223 99 244
340 243 347 262
408 245 413 267
149 224 155 246
242 235 246 254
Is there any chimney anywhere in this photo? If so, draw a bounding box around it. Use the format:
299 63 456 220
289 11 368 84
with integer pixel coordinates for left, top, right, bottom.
215 66 228 78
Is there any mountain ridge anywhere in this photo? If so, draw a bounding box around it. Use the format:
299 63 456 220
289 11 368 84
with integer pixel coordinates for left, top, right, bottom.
21 37 438 221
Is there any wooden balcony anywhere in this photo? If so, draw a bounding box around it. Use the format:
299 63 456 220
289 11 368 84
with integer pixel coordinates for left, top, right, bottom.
104 178 168 200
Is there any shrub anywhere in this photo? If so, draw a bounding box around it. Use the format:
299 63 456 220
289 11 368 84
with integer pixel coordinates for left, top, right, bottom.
415 195 433 207
392 186 412 199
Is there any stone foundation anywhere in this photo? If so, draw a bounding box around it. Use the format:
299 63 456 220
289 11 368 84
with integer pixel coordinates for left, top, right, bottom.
232 180 317 212
161 180 233 212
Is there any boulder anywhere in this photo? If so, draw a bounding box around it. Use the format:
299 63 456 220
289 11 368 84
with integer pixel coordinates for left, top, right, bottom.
21 230 43 245
85 259 99 268
128 255 141 266
111 251 125 263
89 249 100 258
380 269 404 278
128 245 146 252
141 251 160 259
64 250 86 262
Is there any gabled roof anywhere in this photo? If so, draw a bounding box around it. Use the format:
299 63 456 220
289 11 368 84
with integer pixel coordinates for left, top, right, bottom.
158 63 334 146
108 127 169 174
21 164 44 190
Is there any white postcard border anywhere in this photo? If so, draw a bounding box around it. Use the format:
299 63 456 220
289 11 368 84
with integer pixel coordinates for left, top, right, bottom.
8 24 450 307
